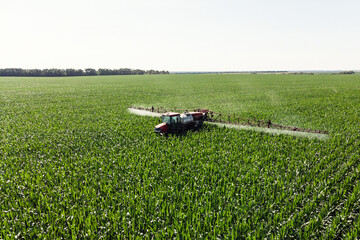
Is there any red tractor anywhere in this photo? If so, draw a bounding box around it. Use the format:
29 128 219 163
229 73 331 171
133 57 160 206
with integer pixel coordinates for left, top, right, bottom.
154 111 207 134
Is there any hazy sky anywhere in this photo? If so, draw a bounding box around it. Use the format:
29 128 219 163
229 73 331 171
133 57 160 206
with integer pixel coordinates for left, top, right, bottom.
1 0 359 71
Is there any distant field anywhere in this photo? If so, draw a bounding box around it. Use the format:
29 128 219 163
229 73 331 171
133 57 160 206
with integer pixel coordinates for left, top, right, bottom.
1 74 360 238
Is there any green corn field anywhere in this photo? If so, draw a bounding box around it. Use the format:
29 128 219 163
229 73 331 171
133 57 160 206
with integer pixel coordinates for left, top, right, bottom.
1 74 360 239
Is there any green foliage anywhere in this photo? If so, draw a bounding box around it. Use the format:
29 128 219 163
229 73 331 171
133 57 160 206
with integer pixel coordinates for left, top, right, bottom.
339 71 355 75
0 74 359 238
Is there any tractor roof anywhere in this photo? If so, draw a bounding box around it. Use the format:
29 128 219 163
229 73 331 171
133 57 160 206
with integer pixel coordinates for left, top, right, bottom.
162 112 180 116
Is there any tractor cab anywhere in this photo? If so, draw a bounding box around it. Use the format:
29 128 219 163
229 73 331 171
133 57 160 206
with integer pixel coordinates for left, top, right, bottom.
154 112 181 134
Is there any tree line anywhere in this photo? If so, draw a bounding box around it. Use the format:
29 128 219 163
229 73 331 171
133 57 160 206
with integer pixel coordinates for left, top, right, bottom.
0 68 169 77
339 71 355 75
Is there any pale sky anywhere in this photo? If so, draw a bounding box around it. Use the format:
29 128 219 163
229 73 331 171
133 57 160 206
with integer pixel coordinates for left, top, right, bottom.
1 0 359 71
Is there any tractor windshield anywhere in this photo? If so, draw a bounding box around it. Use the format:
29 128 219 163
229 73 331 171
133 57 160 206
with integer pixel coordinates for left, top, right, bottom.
162 116 171 124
